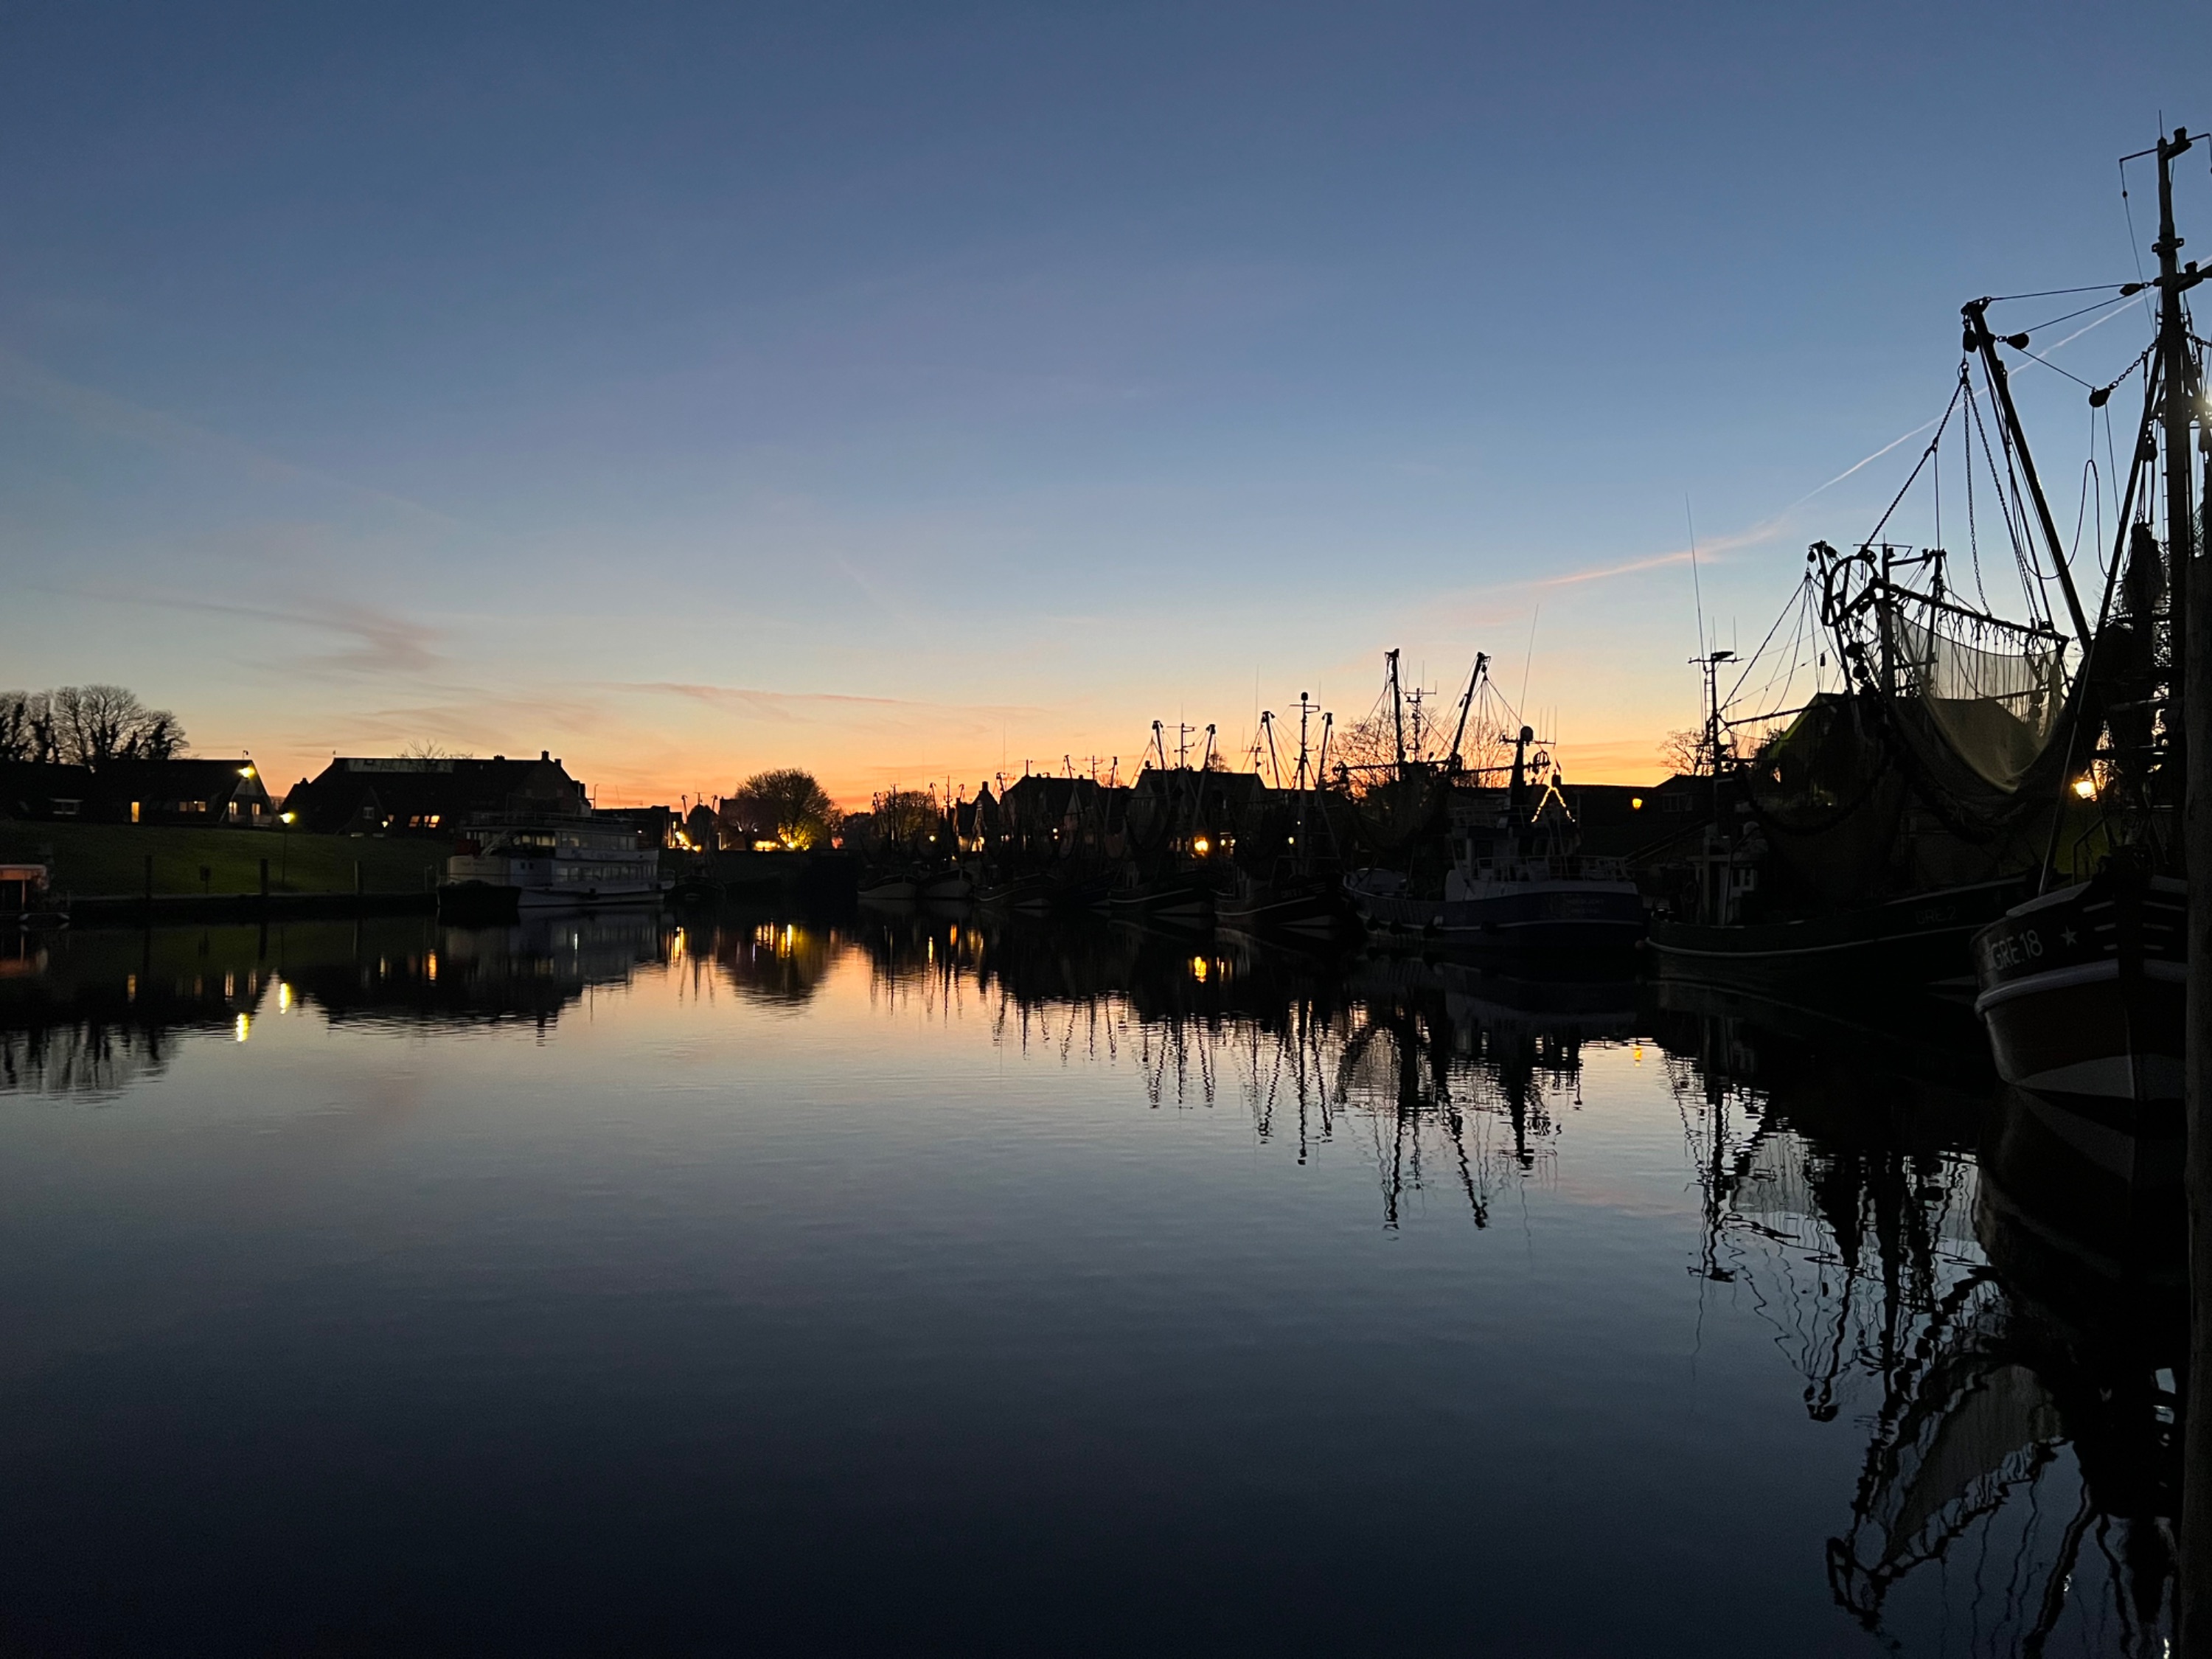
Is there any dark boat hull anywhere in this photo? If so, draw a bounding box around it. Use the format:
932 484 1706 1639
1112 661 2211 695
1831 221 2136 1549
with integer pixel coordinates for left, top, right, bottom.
1108 874 1214 923
1216 878 1352 941
1433 885 1643 954
1971 872 2185 1139
1647 877 2026 987
977 874 1059 914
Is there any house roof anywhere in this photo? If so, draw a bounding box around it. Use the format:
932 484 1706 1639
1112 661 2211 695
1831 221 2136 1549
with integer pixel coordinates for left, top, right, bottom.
91 759 270 802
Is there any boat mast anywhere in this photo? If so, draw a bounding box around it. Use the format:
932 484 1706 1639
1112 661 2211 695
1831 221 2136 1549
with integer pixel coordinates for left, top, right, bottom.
2153 128 2202 790
1295 693 1314 855
2152 122 2212 1659
1446 652 1489 772
1961 299 2097 650
1386 649 1407 779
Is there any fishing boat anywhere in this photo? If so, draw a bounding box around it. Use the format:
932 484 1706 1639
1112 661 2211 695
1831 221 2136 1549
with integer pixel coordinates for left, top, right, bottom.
1646 224 2140 991
1219 693 1356 942
918 868 975 902
1215 870 1349 939
975 872 1059 913
1975 863 2185 1117
441 815 669 917
1968 128 2202 1121
1107 871 1213 923
1431 764 1642 953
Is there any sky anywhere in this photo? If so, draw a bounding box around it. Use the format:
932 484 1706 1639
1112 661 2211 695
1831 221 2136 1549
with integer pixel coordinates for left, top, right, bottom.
3 0 2209 806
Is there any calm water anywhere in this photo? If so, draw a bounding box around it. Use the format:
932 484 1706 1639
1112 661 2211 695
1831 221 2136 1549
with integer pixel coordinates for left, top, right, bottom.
0 911 2180 1655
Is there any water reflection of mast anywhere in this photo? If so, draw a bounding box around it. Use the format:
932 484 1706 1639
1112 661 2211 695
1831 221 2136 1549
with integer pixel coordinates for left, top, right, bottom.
1659 998 2179 1650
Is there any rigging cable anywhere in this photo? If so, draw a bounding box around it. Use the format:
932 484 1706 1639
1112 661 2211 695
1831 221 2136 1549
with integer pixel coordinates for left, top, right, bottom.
2006 289 2140 338
1961 378 1992 612
1859 373 1964 548
1983 283 2138 302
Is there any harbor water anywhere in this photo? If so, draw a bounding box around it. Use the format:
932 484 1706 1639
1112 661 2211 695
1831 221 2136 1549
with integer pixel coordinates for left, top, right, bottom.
0 911 2180 1655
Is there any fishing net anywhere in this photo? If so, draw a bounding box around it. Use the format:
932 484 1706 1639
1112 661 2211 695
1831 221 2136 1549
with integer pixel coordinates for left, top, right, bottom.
1882 608 2067 793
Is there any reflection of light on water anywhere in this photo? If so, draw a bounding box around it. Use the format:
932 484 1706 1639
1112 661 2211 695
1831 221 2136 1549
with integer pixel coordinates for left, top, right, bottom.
1189 956 1208 982
278 981 292 1012
426 952 439 982
234 1013 251 1043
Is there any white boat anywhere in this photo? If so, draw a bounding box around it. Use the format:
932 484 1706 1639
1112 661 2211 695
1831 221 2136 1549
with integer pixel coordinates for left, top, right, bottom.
443 818 669 911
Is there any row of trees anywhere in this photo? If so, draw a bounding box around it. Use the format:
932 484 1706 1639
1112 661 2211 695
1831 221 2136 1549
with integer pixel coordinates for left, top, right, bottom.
0 686 188 767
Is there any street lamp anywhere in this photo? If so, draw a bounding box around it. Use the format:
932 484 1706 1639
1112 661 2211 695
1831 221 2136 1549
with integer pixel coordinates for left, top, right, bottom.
279 811 295 886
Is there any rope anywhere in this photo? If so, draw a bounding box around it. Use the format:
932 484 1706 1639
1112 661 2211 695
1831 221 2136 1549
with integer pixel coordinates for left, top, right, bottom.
1860 375 1964 547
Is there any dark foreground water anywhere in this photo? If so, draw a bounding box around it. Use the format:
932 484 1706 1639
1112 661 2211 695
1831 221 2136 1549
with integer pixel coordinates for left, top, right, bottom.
0 911 2181 1655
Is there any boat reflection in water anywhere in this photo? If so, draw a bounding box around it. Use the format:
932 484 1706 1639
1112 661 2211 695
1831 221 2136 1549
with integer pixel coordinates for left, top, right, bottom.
0 907 2182 1651
1654 983 2180 1655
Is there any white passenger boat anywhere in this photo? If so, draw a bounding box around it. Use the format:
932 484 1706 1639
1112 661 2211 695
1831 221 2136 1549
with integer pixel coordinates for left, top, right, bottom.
442 818 670 913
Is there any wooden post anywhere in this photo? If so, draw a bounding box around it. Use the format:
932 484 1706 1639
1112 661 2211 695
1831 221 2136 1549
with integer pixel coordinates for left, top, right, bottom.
259 858 269 903
353 860 364 903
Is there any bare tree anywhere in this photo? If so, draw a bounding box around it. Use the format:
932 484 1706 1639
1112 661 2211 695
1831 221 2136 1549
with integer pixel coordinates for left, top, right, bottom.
1658 728 1707 778
11 686 189 766
867 787 939 851
0 692 41 762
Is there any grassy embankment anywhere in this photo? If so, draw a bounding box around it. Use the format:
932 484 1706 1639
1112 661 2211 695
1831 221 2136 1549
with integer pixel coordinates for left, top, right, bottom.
0 821 449 897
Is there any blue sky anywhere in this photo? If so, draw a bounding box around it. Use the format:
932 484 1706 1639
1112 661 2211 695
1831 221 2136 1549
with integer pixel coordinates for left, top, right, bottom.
3 1 2207 801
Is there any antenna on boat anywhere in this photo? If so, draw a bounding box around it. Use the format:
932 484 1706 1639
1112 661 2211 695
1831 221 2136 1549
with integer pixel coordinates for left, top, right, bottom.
1686 499 1707 662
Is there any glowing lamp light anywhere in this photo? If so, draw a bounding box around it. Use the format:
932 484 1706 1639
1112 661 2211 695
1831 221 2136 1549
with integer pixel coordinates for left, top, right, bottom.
1194 836 1211 855
1190 956 1210 982
1631 796 1644 810
2072 775 2098 800
238 765 256 778
279 811 296 824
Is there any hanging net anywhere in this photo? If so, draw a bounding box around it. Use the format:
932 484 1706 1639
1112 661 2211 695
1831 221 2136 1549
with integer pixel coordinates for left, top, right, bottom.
1880 605 2068 793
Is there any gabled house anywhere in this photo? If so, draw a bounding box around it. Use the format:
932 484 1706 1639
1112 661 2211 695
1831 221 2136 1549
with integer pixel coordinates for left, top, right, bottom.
282 752 588 835
92 759 278 826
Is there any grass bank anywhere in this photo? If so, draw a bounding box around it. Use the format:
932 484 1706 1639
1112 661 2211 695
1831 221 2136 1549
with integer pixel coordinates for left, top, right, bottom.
0 821 450 897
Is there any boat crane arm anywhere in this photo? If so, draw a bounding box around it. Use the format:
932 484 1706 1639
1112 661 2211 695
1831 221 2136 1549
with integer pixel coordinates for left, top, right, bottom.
1961 296 2096 651
1447 652 1489 771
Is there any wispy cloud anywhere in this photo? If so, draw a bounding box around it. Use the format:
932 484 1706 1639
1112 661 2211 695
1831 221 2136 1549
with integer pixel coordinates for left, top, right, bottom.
54 583 450 675
0 347 459 529
619 679 1046 723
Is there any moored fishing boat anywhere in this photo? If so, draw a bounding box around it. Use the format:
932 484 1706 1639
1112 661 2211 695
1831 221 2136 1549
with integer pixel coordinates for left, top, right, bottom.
1651 875 2028 987
1215 869 1351 941
1973 864 2184 1118
975 872 1058 913
918 867 975 902
1436 848 1641 954
1966 128 2202 1119
1107 871 1213 923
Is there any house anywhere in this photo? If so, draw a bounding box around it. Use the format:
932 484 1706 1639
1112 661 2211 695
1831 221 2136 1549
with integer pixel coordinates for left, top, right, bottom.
90 758 279 826
282 752 589 835
0 759 276 826
0 762 96 821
